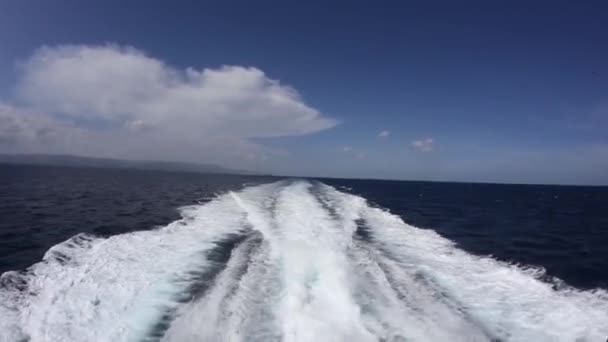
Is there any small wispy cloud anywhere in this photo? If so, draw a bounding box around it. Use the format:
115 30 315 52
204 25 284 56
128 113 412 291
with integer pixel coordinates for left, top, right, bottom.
411 138 434 152
340 145 367 159
378 130 390 138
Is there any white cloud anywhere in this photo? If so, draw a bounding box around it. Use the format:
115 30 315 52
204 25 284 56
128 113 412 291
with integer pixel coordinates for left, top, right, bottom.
8 44 337 166
411 138 434 152
378 130 390 138
0 103 77 149
340 145 367 160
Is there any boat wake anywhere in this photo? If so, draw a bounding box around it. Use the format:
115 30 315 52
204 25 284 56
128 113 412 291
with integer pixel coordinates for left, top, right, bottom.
1 180 607 341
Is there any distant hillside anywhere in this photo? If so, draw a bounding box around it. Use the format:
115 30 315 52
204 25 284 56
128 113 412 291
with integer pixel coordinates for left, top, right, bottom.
0 154 252 175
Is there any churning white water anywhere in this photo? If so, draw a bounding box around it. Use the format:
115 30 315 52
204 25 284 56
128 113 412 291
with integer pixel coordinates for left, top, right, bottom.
1 180 607 342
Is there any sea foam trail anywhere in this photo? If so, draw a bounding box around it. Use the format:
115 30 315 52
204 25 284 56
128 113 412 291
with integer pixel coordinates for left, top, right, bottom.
1 180 608 342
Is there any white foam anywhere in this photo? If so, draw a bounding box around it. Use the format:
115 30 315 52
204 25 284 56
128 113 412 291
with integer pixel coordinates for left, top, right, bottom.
0 183 281 342
1 180 607 342
321 183 608 341
272 181 375 341
162 181 373 342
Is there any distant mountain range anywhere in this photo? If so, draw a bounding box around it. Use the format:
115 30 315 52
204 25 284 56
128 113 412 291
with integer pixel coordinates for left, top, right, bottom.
0 154 253 175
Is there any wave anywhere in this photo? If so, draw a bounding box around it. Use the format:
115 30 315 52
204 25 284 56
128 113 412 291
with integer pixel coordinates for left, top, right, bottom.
1 180 607 342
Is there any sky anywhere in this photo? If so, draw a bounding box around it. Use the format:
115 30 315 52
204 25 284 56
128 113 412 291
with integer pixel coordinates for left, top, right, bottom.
0 0 607 185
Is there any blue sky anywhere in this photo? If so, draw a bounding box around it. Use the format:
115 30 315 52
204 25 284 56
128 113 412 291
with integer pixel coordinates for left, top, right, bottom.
0 0 607 184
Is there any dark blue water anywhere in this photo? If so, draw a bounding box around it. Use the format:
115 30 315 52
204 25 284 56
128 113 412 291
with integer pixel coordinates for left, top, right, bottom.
2 164 608 341
0 164 277 274
1 164 607 291
322 178 608 290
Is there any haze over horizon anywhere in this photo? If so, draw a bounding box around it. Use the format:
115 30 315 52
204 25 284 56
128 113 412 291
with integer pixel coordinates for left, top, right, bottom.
1 1 607 185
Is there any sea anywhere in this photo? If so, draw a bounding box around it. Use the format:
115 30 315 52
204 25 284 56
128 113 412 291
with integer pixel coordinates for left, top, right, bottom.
0 164 607 341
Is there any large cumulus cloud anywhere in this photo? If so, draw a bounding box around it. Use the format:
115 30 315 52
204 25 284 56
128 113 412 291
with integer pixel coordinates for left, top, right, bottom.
0 103 80 150
5 44 337 166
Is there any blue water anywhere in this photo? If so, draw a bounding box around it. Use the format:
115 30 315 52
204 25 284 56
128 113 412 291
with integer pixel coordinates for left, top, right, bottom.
320 178 608 290
3 164 605 289
1 164 607 341
0 164 275 273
